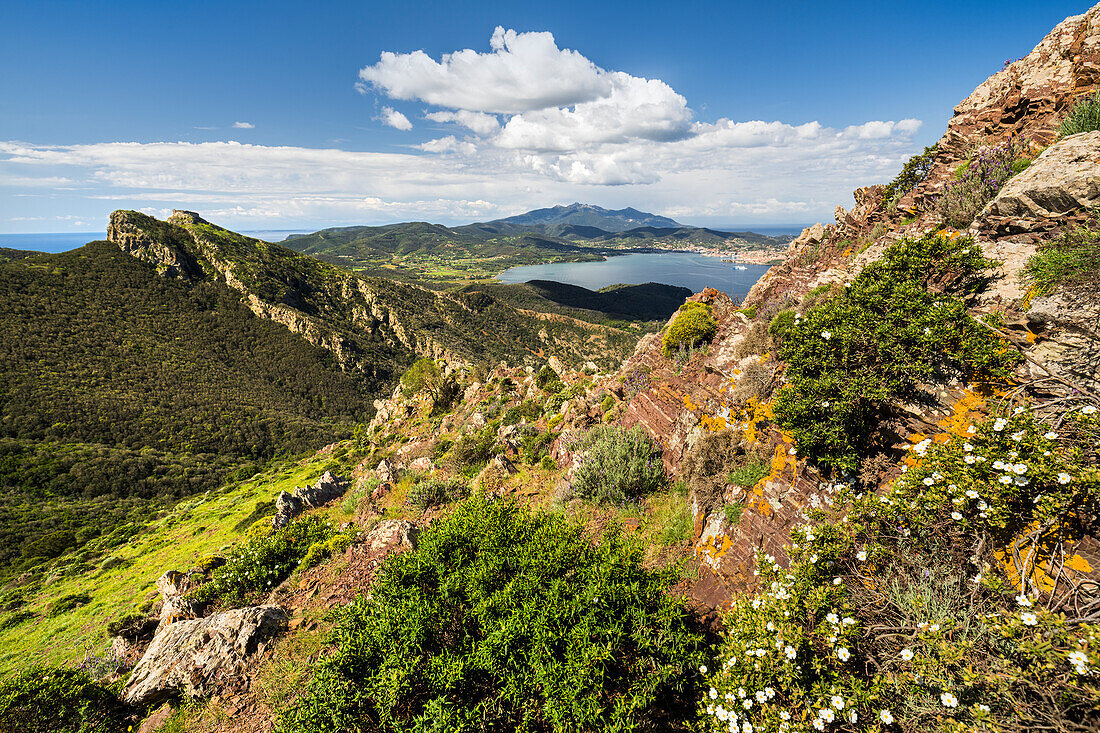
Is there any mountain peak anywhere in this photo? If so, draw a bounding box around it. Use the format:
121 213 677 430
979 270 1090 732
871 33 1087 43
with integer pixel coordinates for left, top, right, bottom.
495 203 681 232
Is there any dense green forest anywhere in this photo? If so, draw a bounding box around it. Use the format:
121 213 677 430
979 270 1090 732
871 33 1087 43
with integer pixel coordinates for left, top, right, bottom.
0 241 386 577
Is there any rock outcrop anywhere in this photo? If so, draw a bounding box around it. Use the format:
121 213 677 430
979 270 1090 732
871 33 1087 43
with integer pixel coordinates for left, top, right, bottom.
124 605 287 706
272 471 348 528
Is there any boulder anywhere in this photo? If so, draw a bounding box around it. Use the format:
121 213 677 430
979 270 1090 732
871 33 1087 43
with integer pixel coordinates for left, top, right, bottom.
375 459 397 484
124 605 287 706
155 570 199 623
361 519 418 554
408 456 434 473
272 471 349 528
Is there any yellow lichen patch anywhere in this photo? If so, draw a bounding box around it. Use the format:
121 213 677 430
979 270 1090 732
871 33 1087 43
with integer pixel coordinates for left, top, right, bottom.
842 247 853 257
940 387 987 438
697 533 733 565
683 393 700 413
701 413 729 432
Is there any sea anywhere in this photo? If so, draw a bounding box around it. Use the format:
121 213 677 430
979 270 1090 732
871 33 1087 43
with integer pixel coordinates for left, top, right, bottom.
497 251 772 298
0 230 309 253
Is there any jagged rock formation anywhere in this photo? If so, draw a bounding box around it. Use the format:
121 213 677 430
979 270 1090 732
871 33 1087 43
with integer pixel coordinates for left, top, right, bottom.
272 470 348 528
124 605 287 706
106 209 639 373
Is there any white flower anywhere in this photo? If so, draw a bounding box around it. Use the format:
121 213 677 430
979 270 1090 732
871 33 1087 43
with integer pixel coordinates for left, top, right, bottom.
699 665 708 674
967 425 976 434
1011 430 1025 442
831 695 845 710
821 330 832 340
833 577 843 586
738 688 746 698
951 511 963 520
780 711 791 721
993 418 1007 432
977 704 990 713
900 648 914 661
843 617 855 625
941 692 958 708
1069 651 1088 665
1021 612 1038 626
847 710 857 723
930 624 941 632
827 612 839 624
1044 431 1058 439
822 401 830 407
1058 472 1072 485
742 723 753 733
966 489 979 499
836 647 851 661
879 709 894 725
999 475 1013 485
923 477 935 486
784 645 797 660
964 455 976 464
1081 405 1096 415
812 719 825 731
742 698 752 710
755 690 767 703
819 708 835 723
710 688 718 700
766 687 775 699
1016 594 1032 607
857 550 867 562
963 443 973 452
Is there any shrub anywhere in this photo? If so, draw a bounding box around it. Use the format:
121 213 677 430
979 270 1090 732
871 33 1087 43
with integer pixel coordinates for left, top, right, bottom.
570 425 666 504
600 393 616 413
1058 90 1100 138
726 459 770 488
773 233 1018 473
767 309 797 345
519 429 554 465
502 398 541 426
400 358 460 413
451 426 498 468
47 593 91 618
699 406 1100 733
723 504 743 526
881 144 937 208
539 455 558 471
662 302 717 356
936 143 1019 227
1023 222 1100 295
0 666 130 733
282 497 709 733
299 529 358 571
0 610 33 631
189 515 334 607
407 478 469 510
535 365 563 393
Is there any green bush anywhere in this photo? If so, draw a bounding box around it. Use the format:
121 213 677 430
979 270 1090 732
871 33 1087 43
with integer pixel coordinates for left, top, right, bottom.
726 459 770 488
570 425 666 504
300 531 356 571
773 233 1018 473
881 144 937 207
699 406 1100 733
535 365 564 393
407 478 469 510
47 592 91 618
662 302 717 356
767 309 797 344
281 497 708 733
502 398 542 426
451 426 498 468
1023 222 1100 295
1058 90 1100 138
600 393 616 413
400 358 461 413
723 504 743 526
0 666 130 733
189 515 335 607
519 429 554 465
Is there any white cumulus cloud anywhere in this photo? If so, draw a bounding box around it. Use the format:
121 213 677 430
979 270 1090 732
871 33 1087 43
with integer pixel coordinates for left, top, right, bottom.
379 107 413 131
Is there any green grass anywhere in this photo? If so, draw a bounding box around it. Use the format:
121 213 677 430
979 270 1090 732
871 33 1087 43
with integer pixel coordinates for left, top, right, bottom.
726 459 770 488
0 453 339 675
1058 90 1100 138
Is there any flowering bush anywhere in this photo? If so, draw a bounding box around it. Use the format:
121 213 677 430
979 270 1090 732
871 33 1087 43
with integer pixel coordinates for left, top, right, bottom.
282 497 709 732
773 233 1017 473
935 143 1020 228
189 515 334 607
663 301 718 356
570 424 667 504
0 666 129 733
700 405 1100 733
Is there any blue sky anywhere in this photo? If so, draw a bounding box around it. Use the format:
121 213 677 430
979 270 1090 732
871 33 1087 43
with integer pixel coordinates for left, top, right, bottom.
0 0 1088 232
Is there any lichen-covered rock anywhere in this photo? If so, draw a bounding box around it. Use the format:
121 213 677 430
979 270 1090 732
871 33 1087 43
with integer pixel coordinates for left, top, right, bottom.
1026 289 1100 393
124 605 287 706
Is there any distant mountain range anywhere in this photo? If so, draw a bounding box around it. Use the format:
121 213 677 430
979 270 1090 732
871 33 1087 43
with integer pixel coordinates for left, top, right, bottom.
282 204 790 280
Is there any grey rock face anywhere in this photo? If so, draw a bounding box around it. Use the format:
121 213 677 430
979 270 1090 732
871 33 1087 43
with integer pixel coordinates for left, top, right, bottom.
123 605 287 706
272 470 348 528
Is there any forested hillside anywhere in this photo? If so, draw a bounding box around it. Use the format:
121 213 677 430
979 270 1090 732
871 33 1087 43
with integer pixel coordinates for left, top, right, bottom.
0 241 383 579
